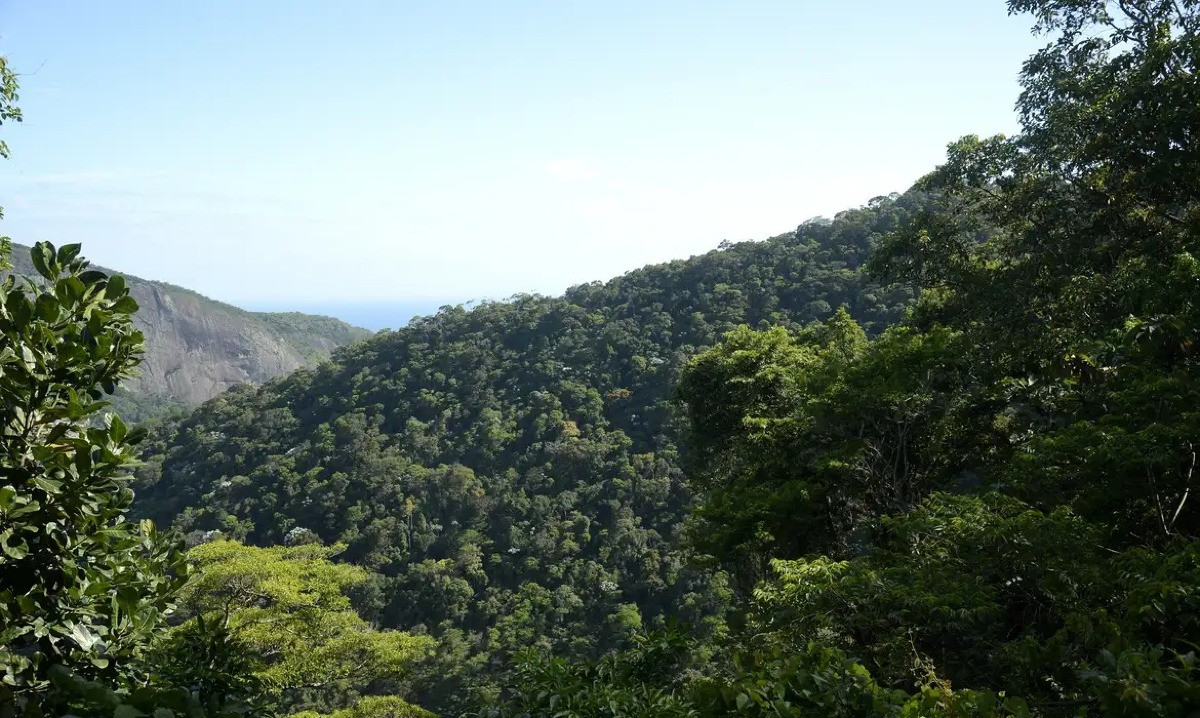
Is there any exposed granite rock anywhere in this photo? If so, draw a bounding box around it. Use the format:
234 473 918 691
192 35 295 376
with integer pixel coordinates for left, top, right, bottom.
8 244 371 413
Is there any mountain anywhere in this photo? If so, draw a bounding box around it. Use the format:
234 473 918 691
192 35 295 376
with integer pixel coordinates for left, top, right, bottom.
131 191 925 711
7 244 373 421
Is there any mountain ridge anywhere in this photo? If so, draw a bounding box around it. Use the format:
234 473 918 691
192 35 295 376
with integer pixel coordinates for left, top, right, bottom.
7 243 373 420
133 190 925 711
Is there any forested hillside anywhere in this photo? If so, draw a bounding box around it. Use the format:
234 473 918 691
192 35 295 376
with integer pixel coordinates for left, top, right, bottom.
477 1 1200 715
132 193 922 709
6 245 371 421
7 0 1200 716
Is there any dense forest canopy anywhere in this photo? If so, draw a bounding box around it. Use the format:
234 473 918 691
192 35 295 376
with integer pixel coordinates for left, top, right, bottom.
481 0 1200 713
3 0 1200 716
131 190 924 710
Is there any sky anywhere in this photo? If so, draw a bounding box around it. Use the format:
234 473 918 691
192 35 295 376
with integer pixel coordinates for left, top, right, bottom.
0 1 1046 312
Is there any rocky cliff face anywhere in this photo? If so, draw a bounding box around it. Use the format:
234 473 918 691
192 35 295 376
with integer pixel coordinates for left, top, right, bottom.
9 244 371 417
126 282 366 404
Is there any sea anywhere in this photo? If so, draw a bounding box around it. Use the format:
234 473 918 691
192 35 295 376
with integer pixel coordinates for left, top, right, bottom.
244 299 460 332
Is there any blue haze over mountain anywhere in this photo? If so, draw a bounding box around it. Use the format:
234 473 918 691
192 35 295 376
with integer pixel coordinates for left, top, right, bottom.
243 300 461 332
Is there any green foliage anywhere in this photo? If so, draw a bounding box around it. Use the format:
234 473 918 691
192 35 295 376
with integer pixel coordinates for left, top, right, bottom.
160 540 433 714
109 2 1200 715
0 54 21 266
20 535 435 718
0 243 190 713
474 626 699 718
482 629 1037 718
151 614 268 716
751 494 1187 702
744 521 1200 714
43 662 257 718
132 193 922 712
103 388 193 427
869 0 1200 544
252 311 374 362
677 315 974 589
291 695 435 718
0 73 261 715
665 1 1200 715
0 53 22 162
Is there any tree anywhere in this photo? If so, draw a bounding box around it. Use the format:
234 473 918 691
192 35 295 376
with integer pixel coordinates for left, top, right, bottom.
671 1 1200 714
474 626 698 718
159 539 434 714
677 312 971 589
130 192 923 712
0 54 22 264
871 0 1200 544
0 243 190 713
291 696 434 718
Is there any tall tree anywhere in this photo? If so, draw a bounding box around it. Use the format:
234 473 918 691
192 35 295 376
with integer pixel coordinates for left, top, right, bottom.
0 52 200 718
873 0 1200 542
0 243 190 714
666 1 1200 714
159 540 433 714
0 54 21 265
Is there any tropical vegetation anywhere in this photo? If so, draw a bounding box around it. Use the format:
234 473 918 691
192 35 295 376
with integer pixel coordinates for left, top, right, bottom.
3 0 1199 715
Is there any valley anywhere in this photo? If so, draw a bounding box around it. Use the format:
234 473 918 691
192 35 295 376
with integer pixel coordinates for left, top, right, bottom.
3 1 1199 717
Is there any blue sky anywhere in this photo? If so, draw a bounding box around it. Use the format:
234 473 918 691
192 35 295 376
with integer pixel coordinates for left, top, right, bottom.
0 1 1044 307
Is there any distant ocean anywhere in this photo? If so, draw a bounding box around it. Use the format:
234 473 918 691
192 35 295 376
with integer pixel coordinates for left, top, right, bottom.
243 300 460 332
